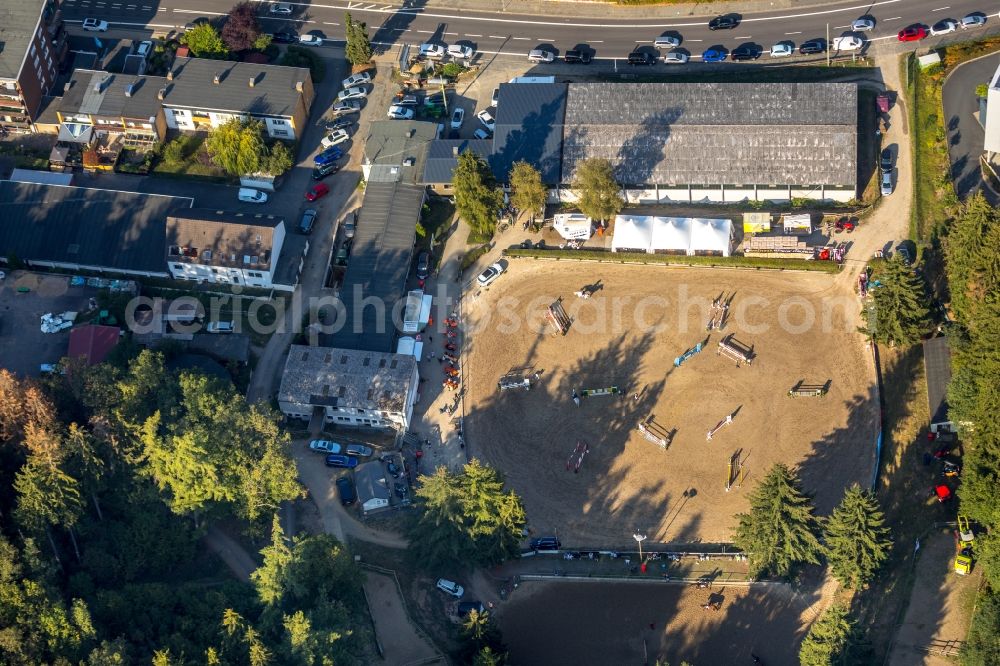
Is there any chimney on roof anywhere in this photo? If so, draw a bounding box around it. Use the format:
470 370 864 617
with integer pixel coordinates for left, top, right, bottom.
295 81 304 93
167 70 173 81
124 84 133 97
213 73 221 84
63 82 70 94
249 77 255 88
452 145 459 156
157 88 165 100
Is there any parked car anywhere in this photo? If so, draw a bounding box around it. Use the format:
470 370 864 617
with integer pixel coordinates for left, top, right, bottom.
396 94 419 106
336 476 356 506
271 31 297 44
387 105 415 120
895 245 912 265
436 579 464 598
325 454 359 469
897 25 927 42
491 87 500 106
206 321 233 333
136 41 153 57
337 86 368 102
530 536 561 550
832 35 864 51
420 43 446 59
880 148 893 172
416 251 431 279
321 129 350 149
851 17 875 32
880 170 893 196
312 162 339 180
770 42 794 58
528 49 555 63
627 51 656 65
930 19 958 36
663 50 689 64
730 44 760 61
448 44 474 59
653 34 681 48
393 481 408 499
799 39 826 54
386 461 401 478
477 109 496 132
701 48 728 63
564 50 592 64
333 100 361 115
309 439 342 454
450 107 465 130
326 117 354 131
477 262 505 287
299 209 317 234
82 18 109 32
474 128 491 140
269 2 292 14
342 71 372 88
314 146 343 166
237 187 268 204
305 182 330 202
343 210 357 239
345 443 372 457
298 34 323 46
708 15 738 30
961 14 987 29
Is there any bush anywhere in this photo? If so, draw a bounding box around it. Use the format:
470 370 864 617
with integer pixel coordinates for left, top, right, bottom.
461 245 490 271
280 46 325 82
503 248 842 273
441 62 467 79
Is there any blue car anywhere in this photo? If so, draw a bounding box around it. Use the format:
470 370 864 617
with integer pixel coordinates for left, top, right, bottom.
314 146 343 166
702 48 728 63
325 454 359 468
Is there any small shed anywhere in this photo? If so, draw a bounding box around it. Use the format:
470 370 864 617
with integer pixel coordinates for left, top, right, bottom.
782 213 813 235
742 212 771 234
396 336 425 361
355 463 391 514
402 290 433 334
553 213 592 240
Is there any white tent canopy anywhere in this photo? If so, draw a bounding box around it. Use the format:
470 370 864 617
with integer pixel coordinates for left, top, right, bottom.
688 218 733 257
612 215 733 256
651 217 691 252
611 215 654 252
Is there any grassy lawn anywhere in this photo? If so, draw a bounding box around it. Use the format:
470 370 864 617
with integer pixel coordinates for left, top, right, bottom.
151 134 230 182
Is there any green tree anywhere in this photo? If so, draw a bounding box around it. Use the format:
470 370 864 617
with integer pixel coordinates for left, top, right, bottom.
964 589 1000 665
180 22 229 59
508 161 547 218
732 463 823 578
473 646 506 666
798 603 854 666
861 255 930 347
344 13 373 65
263 141 294 176
944 191 1000 325
221 2 262 52
977 83 990 98
459 610 506 665
252 516 293 605
823 485 892 588
161 139 186 167
572 157 623 223
205 118 267 176
452 151 504 239
253 33 272 52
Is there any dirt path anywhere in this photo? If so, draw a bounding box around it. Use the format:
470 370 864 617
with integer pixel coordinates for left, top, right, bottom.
364 572 443 666
203 525 257 582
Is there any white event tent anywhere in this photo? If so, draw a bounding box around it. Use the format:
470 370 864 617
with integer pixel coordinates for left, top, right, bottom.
611 215 733 256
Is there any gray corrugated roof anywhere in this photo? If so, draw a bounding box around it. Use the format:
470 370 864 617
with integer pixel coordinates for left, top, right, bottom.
162 57 310 118
493 83 567 184
0 0 46 79
0 181 192 273
422 139 492 183
59 70 162 120
363 120 438 185
328 182 425 353
923 336 952 425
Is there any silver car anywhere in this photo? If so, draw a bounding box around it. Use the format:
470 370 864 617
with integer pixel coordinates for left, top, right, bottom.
880 170 893 196
663 50 689 64
346 443 373 457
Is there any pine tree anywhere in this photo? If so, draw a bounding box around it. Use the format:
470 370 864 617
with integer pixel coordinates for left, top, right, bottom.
732 463 823 578
344 13 373 65
251 516 293 605
861 254 930 347
799 603 854 666
945 191 1000 325
823 485 892 588
452 151 504 239
572 158 623 222
508 161 547 219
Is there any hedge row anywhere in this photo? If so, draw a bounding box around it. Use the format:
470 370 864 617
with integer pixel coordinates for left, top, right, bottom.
503 248 842 274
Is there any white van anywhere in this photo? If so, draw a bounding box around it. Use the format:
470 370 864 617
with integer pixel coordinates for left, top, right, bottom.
238 187 268 204
832 35 864 51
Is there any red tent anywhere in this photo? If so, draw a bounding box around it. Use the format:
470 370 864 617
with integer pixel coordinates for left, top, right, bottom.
67 325 120 366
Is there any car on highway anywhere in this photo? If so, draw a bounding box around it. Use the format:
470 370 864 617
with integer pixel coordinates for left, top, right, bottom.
627 51 656 65
708 15 738 30
337 86 368 101
701 47 728 63
770 42 794 58
477 262 505 287
309 439 342 454
342 72 372 88
528 49 556 63
930 19 958 36
420 43 446 59
325 454 359 469
851 17 875 32
880 148 893 172
663 49 689 64
436 579 464 598
416 251 431 279
477 108 496 132
312 161 339 180
450 107 465 130
321 129 350 148
269 2 292 14
832 35 864 51
299 209 317 234
314 146 343 166
474 128 491 140
653 35 681 48
305 182 330 202
799 39 826 55
898 25 927 42
345 443 373 457
82 18 109 32
298 34 323 47
880 170 893 196
448 44 474 59
961 14 987 29
730 44 760 61
336 476 356 506
564 50 592 64
333 99 361 116
271 31 297 44
387 105 415 120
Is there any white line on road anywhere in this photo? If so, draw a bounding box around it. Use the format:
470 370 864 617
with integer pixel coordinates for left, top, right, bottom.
322 21 341 26
932 6 950 11
590 40 603 43
685 38 703 42
785 31 802 35
512 36 529 40
466 34 482 37
416 29 433 33
444 32 458 35
834 24 850 29
537 38 555 41
380 5 392 9
735 35 752 39
884 16 902 21
363 3 376 9
489 35 506 39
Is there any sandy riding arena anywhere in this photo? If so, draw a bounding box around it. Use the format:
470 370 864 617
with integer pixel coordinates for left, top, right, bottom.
463 261 877 545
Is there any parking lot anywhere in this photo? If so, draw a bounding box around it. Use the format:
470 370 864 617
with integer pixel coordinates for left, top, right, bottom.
0 272 107 377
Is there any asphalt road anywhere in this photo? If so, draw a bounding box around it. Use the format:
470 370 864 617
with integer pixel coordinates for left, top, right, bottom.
942 52 1000 202
59 0 1000 63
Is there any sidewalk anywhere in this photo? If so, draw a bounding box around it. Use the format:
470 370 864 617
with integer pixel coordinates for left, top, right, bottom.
402 0 827 20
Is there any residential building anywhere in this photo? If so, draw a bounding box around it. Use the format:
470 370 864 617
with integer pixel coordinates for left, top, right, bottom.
278 345 420 431
161 58 314 139
0 0 66 134
56 69 166 147
983 63 1000 159
355 463 391 514
165 208 286 289
422 138 491 195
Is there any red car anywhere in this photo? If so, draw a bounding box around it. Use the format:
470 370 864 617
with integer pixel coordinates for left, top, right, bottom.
305 182 330 201
898 25 927 42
